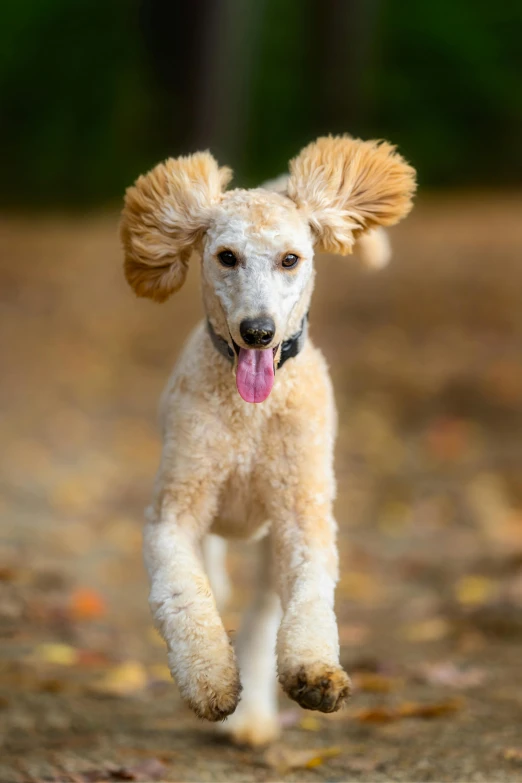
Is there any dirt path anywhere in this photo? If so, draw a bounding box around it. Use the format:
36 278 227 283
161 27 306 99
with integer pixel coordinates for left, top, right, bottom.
1 195 522 782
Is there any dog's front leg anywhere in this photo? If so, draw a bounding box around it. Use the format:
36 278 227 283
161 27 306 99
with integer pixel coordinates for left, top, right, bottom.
144 444 240 721
266 413 352 714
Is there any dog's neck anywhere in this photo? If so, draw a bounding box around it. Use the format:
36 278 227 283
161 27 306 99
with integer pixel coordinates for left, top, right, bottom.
206 314 308 370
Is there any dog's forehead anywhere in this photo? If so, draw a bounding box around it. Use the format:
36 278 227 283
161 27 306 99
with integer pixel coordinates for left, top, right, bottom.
208 188 310 249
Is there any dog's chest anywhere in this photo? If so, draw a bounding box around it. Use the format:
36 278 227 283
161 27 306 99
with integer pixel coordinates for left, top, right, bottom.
211 409 271 539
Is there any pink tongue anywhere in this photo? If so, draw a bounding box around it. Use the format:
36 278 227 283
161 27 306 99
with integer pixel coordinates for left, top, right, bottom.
236 348 275 403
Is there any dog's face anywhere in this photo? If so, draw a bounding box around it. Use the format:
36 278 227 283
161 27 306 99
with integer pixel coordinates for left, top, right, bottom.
200 189 315 402
121 136 416 402
204 191 313 339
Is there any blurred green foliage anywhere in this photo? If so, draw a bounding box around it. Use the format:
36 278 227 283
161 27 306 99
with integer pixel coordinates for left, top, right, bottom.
1 0 521 207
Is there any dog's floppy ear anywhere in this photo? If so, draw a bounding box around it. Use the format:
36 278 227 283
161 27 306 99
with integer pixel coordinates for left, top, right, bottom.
286 135 416 256
120 152 232 302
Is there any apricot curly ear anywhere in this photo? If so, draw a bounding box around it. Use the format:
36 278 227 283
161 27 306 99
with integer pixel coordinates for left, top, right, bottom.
120 152 232 302
287 135 416 256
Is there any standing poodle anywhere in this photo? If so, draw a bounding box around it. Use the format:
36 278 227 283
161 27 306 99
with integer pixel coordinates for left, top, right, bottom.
120 136 416 745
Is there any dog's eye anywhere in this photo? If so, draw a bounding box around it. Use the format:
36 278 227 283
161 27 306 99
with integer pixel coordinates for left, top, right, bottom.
281 253 299 269
218 250 238 268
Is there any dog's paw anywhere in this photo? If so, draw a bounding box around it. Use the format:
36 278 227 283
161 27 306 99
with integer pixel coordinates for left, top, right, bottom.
279 662 351 713
188 679 242 722
171 652 242 722
220 709 280 747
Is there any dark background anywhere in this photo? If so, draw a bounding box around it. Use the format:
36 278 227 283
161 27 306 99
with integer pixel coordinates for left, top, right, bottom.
2 0 522 206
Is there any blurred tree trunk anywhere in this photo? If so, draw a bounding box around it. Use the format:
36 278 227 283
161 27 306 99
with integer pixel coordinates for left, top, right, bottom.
308 0 380 135
140 0 265 170
195 0 266 169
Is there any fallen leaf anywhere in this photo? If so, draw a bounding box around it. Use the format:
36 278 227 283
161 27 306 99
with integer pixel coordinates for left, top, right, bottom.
69 588 107 620
90 660 148 696
355 698 463 723
503 747 522 765
264 744 341 773
299 714 322 731
352 672 399 693
34 643 78 666
456 576 499 606
403 617 451 642
397 698 463 718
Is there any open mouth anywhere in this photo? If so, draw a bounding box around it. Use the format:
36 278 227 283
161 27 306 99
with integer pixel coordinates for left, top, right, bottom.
232 339 279 404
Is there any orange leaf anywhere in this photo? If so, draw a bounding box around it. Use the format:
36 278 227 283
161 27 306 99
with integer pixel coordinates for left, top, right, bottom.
352 672 399 693
355 706 397 723
264 744 341 773
69 587 107 620
397 698 463 718
355 698 463 724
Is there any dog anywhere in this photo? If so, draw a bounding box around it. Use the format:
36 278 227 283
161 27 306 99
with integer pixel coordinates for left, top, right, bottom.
120 135 416 746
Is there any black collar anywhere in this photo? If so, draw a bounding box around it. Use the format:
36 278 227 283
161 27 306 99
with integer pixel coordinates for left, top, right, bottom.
207 314 308 370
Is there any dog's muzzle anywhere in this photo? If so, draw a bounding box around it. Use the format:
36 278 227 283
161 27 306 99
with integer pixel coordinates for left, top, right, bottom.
207 314 308 371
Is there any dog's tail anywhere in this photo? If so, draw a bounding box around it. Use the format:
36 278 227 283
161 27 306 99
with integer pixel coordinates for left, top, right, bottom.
261 174 392 269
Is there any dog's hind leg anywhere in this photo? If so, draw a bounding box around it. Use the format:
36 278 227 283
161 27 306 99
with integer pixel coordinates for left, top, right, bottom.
222 535 282 746
202 533 231 611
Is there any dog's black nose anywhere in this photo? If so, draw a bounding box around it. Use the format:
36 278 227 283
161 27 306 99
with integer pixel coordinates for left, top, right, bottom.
240 316 276 347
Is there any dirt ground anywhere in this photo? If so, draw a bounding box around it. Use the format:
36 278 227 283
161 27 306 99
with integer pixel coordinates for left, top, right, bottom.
1 193 522 782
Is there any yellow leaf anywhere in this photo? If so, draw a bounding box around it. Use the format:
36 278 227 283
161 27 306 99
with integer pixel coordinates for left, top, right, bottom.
456 576 498 606
35 643 78 666
403 617 451 642
91 661 148 695
503 747 522 764
299 715 322 731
